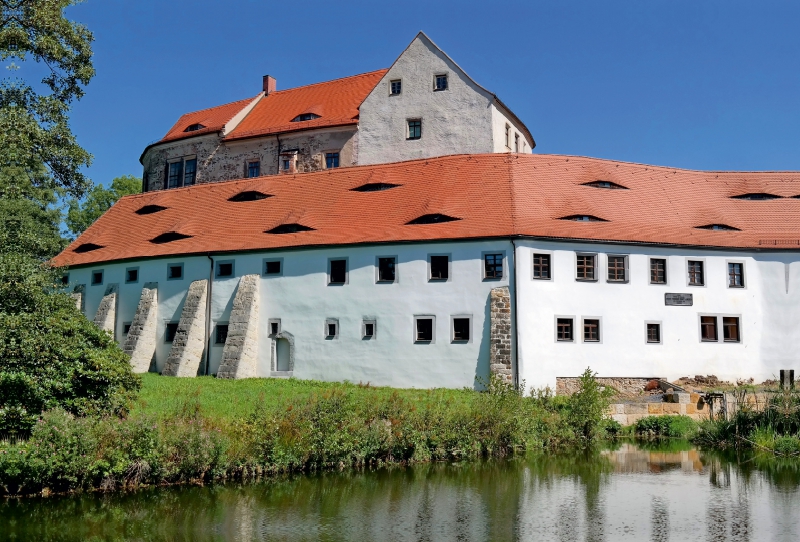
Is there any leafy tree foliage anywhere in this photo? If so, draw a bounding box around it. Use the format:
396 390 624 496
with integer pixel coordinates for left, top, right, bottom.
66 175 141 236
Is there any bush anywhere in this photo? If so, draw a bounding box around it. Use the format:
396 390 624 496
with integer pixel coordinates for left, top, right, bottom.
563 368 614 443
634 415 698 439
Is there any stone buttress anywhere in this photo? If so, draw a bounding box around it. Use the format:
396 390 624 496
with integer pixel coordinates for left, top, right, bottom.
489 286 513 384
217 274 260 379
163 279 208 377
123 282 159 373
93 283 118 335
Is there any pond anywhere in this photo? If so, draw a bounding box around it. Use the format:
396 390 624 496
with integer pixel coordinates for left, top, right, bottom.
2 441 799 541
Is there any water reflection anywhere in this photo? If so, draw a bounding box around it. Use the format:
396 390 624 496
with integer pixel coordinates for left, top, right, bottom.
2 442 800 541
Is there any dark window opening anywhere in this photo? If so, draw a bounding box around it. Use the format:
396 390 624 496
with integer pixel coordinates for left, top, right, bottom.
701 316 717 341
264 261 281 275
282 159 291 171
557 318 573 341
484 254 503 279
728 263 744 288
647 323 661 343
183 158 197 186
434 74 448 91
74 243 104 253
583 180 628 190
416 318 433 342
292 113 321 122
165 322 179 343
688 261 704 286
61 274 69 285
390 80 402 95
329 259 347 284
126 269 138 283
216 324 229 344
91 271 103 285
577 255 595 280
406 214 460 225
229 190 272 202
184 123 205 132
407 119 421 140
723 317 740 342
167 161 183 189
430 255 449 280
325 152 340 169
247 161 261 178
533 254 550 279
607 256 626 282
696 224 741 231
123 323 132 335
560 215 608 222
217 263 233 277
364 322 375 338
135 204 168 215
514 133 520 153
168 265 183 280
326 322 337 338
650 259 667 284
453 318 470 341
151 232 192 244
270 322 279 335
351 182 401 192
265 223 315 234
731 193 781 200
378 257 396 282
583 319 600 342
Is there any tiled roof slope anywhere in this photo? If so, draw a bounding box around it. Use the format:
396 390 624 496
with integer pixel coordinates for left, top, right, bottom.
160 96 258 143
224 70 388 141
54 154 800 267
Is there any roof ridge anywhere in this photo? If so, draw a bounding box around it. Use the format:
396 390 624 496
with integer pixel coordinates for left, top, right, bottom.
173 95 258 119
268 68 388 95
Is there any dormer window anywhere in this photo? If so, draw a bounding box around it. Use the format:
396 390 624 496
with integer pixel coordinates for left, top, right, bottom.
135 204 168 215
730 193 781 200
560 215 608 222
406 214 460 225
292 113 321 122
583 180 628 190
74 243 104 253
150 232 193 244
228 190 272 202
696 224 741 231
184 123 205 132
434 74 448 91
351 182 400 192
265 223 315 234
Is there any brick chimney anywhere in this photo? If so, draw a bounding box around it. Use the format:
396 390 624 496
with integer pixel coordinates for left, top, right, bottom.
263 75 276 95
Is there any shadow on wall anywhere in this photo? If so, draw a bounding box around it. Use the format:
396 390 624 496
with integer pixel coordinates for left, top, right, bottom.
473 293 492 391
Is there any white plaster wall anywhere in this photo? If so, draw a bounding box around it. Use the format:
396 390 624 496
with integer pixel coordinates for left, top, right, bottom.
358 34 495 165
514 240 800 390
490 104 532 153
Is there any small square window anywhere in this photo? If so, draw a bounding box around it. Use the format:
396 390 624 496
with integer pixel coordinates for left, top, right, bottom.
125 267 139 284
123 322 132 335
533 254 550 279
363 319 376 339
650 258 667 284
701 316 717 342
688 260 704 286
556 318 573 341
325 152 340 169
723 317 740 342
167 264 183 280
216 261 234 278
377 257 396 282
434 74 448 91
325 319 338 339
452 318 470 342
583 319 600 342
607 255 627 282
269 319 281 336
430 255 449 280
329 259 347 285
728 263 744 288
646 323 661 344
576 254 595 281
165 322 179 343
247 160 260 178
484 253 503 279
390 79 402 95
264 259 282 275
61 273 70 286
407 119 421 140
282 159 290 170
416 317 433 342
91 270 103 285
216 324 229 344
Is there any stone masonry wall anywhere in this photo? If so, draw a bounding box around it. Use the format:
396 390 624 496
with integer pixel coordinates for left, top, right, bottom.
217 275 260 379
489 286 513 384
163 280 208 377
556 377 665 397
93 283 118 336
123 283 159 373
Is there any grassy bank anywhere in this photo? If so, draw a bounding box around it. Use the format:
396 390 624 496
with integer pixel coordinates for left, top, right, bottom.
0 371 614 497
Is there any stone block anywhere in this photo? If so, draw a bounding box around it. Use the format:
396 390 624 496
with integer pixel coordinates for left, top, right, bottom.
625 403 648 415
218 275 260 379
163 280 208 378
93 283 119 335
648 403 663 414
611 414 628 426
689 393 700 403
685 404 697 415
123 283 159 373
663 403 681 414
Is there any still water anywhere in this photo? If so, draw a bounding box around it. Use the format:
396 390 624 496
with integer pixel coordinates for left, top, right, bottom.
3 441 800 541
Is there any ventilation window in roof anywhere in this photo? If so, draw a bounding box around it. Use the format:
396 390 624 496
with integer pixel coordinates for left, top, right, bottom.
74 243 104 253
228 190 273 202
406 214 461 225
150 232 193 244
292 113 321 122
351 183 401 192
696 224 741 231
265 223 315 234
730 193 782 200
184 123 206 132
135 204 168 215
559 215 608 222
583 180 628 189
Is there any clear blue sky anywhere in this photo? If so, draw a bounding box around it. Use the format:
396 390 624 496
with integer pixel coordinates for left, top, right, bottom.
66 0 800 187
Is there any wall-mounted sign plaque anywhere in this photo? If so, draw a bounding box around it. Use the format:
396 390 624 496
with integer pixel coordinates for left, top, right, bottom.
665 293 693 306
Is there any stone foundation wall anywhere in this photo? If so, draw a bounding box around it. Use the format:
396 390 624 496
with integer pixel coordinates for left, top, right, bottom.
123 283 159 373
608 395 710 425
489 286 512 384
93 283 118 336
163 280 208 377
557 377 664 397
218 275 260 379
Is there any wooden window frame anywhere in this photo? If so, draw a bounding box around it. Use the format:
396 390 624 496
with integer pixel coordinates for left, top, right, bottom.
428 253 451 281
328 257 348 285
482 251 505 280
414 315 435 343
726 261 746 289
645 321 662 344
687 259 706 287
533 253 552 280
555 316 575 342
582 317 602 343
700 315 718 342
246 160 260 178
649 258 667 285
606 254 628 283
575 253 597 282
450 315 472 343
407 119 422 140
433 73 448 91
723 316 741 342
376 256 398 283
389 79 402 95
325 152 340 169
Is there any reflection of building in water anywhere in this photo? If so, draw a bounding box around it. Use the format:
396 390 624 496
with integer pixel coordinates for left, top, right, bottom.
602 442 704 474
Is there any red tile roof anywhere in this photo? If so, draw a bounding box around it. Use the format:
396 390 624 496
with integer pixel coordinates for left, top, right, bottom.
54 154 800 268
224 70 388 141
159 96 258 143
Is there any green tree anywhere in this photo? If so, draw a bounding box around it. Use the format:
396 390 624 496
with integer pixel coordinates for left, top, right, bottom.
66 175 141 236
566 368 614 443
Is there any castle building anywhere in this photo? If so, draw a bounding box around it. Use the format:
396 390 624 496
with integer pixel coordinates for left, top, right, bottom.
53 34 800 390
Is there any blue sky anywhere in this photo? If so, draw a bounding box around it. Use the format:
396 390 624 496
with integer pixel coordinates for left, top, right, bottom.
63 0 800 187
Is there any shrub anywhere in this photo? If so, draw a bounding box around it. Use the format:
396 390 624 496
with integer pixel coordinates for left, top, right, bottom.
563 368 614 443
634 415 698 439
